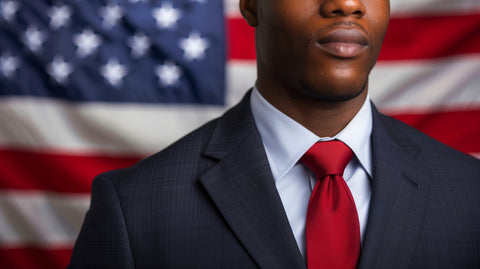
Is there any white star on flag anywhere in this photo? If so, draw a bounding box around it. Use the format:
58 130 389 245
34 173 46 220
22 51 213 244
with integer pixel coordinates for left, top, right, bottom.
47 56 73 84
100 4 124 29
191 0 206 3
73 29 102 57
179 32 210 61
23 26 47 53
48 5 72 29
100 59 128 87
156 61 182 86
0 53 20 78
128 32 150 58
0 0 20 22
129 0 149 3
152 2 182 30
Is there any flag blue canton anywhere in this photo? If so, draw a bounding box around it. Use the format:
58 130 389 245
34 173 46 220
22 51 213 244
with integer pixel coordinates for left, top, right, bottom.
0 0 226 104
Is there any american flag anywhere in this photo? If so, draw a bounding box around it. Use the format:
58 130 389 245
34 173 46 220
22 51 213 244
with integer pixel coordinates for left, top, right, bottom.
0 0 479 268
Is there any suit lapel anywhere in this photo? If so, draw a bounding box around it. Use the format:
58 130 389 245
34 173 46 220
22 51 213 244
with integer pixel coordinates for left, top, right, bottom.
358 106 432 269
199 92 306 269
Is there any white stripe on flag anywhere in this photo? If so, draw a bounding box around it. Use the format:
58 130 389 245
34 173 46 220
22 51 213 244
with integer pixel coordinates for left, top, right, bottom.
0 98 225 155
390 0 480 16
0 191 89 247
226 60 257 106
370 54 480 113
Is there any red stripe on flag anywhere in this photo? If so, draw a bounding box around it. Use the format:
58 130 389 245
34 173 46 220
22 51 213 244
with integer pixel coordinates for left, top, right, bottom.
389 108 480 155
227 12 480 61
380 12 480 60
0 149 140 193
227 17 256 60
0 247 72 269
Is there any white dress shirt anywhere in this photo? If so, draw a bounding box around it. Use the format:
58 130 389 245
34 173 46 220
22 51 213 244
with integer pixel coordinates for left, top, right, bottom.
250 87 373 258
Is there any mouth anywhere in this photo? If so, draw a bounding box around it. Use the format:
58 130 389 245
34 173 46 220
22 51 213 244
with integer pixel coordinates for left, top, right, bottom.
316 28 369 58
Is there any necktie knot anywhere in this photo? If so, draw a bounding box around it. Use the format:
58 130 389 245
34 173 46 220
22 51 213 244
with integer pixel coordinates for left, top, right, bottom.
301 140 353 179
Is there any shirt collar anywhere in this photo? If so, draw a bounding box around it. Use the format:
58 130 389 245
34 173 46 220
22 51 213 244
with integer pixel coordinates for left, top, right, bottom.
250 87 373 182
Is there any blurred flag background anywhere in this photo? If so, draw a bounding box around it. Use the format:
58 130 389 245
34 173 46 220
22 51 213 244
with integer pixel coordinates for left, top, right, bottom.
0 0 478 268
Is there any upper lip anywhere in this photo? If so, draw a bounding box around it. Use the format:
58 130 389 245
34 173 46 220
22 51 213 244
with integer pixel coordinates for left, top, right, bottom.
316 28 369 46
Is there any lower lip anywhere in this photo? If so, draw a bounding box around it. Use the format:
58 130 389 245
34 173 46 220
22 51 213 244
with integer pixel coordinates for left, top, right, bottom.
317 42 367 58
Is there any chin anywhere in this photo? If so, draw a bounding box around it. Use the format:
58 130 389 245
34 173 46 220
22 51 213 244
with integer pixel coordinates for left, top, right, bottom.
298 75 369 103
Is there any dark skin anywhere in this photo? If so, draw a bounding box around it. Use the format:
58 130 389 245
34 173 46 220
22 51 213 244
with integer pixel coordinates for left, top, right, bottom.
239 0 390 137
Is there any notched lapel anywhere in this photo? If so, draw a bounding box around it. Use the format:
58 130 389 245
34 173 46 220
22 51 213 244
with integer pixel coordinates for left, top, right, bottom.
199 92 306 269
358 108 432 269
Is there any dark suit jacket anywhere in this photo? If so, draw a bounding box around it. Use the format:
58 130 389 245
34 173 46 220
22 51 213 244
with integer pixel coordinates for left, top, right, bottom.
68 91 480 269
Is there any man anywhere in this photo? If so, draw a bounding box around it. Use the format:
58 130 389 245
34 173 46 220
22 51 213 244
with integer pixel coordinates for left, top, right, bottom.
69 0 480 268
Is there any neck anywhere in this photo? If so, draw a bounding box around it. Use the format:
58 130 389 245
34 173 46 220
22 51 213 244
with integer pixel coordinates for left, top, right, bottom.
256 81 368 138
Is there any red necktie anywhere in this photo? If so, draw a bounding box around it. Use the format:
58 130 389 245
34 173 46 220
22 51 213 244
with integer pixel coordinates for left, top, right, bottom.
301 140 361 269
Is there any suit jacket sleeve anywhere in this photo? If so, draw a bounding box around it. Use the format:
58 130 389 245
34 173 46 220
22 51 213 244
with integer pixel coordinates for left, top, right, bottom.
67 175 135 269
